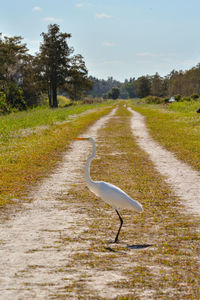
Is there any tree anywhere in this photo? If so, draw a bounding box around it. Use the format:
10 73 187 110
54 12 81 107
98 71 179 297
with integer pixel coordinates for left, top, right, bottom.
0 34 28 110
88 76 121 98
135 76 151 98
21 54 41 107
66 54 93 100
37 24 73 108
123 78 136 98
108 87 120 99
0 35 28 86
119 85 129 99
150 73 163 97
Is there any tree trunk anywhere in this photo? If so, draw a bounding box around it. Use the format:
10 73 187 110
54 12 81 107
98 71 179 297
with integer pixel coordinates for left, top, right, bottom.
48 84 52 107
52 83 58 108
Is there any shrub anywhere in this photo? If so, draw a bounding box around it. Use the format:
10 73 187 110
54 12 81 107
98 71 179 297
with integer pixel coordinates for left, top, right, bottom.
82 97 104 104
163 97 170 103
5 82 27 111
0 92 9 114
144 96 163 104
181 96 191 102
57 95 71 107
191 93 199 100
174 94 182 101
82 97 95 104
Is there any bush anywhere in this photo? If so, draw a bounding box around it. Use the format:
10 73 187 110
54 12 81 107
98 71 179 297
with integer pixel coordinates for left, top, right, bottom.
144 96 163 104
5 82 27 111
174 94 182 101
191 93 199 100
82 97 103 104
57 95 71 107
0 92 9 114
181 96 191 102
82 97 94 104
164 97 170 103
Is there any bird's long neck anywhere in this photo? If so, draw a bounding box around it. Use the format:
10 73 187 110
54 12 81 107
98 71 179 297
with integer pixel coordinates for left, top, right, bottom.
85 138 96 188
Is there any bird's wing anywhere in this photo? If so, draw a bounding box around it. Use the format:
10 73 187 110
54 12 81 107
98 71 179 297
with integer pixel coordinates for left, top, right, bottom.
96 181 143 212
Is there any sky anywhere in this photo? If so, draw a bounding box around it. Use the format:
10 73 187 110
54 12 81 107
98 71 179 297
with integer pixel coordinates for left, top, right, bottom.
1 0 200 81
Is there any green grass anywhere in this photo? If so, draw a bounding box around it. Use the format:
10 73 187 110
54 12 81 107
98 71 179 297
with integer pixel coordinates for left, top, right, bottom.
0 101 114 142
168 100 200 113
130 101 200 171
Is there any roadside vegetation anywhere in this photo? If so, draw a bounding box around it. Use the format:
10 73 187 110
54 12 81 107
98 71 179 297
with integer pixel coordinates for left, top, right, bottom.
0 101 115 208
0 101 111 142
168 98 200 113
57 95 71 107
141 94 200 107
61 104 199 299
131 99 200 172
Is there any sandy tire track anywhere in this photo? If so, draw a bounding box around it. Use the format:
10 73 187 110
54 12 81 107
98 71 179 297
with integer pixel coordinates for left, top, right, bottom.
129 107 200 217
0 108 117 300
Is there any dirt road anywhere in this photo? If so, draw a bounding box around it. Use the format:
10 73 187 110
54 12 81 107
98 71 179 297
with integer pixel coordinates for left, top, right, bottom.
0 106 199 299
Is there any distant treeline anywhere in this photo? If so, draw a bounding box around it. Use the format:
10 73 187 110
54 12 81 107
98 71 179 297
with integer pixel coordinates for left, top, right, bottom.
2 23 200 114
89 66 200 100
0 24 92 113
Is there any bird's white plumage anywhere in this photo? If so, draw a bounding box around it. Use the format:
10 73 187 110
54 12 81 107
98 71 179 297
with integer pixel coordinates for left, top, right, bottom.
93 181 143 211
83 137 143 213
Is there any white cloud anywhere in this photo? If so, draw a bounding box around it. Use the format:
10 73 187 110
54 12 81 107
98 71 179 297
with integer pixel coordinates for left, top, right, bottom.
43 17 62 23
102 41 115 47
33 6 42 12
95 13 112 19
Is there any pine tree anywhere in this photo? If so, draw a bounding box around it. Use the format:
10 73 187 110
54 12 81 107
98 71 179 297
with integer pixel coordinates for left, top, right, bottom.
37 24 72 107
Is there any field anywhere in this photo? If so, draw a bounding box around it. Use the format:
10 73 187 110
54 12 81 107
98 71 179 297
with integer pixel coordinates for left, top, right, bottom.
0 100 199 299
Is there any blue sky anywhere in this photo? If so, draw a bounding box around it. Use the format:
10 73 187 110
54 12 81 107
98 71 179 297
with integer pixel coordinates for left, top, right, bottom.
1 0 200 81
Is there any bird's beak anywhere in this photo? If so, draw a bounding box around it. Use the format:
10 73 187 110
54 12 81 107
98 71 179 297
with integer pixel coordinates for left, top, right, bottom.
74 137 89 140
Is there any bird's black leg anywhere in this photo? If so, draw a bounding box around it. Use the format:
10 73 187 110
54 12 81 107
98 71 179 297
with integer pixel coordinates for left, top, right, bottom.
114 209 123 243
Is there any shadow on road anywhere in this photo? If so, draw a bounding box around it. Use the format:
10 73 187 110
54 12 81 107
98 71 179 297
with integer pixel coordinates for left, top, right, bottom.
104 243 153 253
126 244 153 249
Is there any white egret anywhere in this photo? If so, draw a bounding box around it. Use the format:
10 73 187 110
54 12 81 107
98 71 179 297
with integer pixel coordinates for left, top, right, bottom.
74 137 143 243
